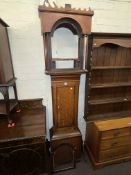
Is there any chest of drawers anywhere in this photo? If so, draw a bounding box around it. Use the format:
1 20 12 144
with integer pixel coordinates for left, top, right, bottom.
85 117 131 168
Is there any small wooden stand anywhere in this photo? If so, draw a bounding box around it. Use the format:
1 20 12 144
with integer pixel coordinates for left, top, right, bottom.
0 79 20 127
0 19 20 127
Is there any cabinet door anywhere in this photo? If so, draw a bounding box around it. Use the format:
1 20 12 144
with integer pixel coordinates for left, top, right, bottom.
52 76 80 129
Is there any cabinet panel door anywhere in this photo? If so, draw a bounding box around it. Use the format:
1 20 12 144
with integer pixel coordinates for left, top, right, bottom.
52 77 80 129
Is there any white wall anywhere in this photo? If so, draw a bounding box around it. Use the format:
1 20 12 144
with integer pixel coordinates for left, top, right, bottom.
0 0 131 139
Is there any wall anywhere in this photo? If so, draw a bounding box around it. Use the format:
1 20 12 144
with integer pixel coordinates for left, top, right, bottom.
0 0 131 139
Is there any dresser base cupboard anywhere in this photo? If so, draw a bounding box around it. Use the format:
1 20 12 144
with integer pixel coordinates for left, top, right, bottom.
84 117 131 168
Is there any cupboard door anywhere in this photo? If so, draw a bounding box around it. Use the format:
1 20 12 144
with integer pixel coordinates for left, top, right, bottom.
52 76 80 129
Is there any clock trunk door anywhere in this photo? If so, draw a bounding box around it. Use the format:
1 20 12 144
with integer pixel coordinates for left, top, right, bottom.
52 76 80 129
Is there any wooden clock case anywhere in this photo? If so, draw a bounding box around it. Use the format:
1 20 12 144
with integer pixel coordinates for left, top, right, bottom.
38 2 93 172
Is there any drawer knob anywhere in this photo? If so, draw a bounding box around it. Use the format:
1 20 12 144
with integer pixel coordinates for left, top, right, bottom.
64 82 68 86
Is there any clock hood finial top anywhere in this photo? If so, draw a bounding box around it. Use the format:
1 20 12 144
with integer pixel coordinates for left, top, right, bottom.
39 1 94 16
38 1 94 34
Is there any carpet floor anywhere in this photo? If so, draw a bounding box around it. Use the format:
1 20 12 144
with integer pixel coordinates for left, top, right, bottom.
52 153 131 175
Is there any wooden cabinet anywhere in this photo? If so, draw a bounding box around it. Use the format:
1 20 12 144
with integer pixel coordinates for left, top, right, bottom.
85 117 131 168
84 33 131 121
0 19 19 126
0 100 49 175
84 33 131 168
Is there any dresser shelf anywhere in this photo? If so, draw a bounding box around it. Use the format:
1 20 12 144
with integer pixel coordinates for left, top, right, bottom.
88 97 131 105
84 33 131 121
90 82 131 89
87 110 131 121
91 66 131 70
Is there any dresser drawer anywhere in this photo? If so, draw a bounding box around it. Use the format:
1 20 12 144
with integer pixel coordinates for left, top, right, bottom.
86 117 131 167
100 135 131 150
99 145 131 162
101 127 131 140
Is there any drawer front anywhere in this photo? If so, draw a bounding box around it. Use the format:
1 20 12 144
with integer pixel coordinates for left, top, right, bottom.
99 145 131 162
101 127 131 140
100 135 131 150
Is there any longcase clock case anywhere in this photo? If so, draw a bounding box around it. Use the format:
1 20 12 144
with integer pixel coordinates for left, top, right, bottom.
38 3 93 172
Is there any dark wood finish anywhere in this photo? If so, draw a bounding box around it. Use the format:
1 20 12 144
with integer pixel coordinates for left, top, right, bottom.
84 33 131 121
46 69 88 75
0 19 19 126
85 117 131 168
0 101 49 175
19 98 44 109
0 99 17 114
50 127 82 172
50 128 82 159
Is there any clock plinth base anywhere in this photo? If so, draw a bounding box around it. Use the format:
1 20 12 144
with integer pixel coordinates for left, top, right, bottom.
50 127 82 172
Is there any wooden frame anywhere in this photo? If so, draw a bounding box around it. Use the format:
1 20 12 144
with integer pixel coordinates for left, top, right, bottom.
38 3 93 74
0 19 20 127
84 33 131 121
38 2 93 172
51 143 76 173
